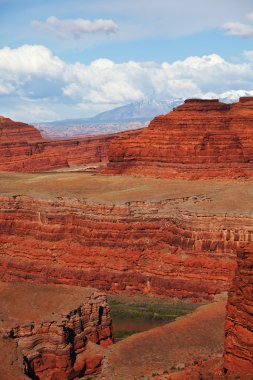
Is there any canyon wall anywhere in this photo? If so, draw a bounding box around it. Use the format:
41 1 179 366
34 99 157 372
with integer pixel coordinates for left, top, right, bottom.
0 194 251 300
224 242 253 379
0 116 139 172
0 284 113 380
105 98 253 179
1 97 253 178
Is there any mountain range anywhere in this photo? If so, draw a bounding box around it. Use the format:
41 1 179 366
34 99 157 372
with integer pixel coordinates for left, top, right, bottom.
35 99 183 138
35 97 235 139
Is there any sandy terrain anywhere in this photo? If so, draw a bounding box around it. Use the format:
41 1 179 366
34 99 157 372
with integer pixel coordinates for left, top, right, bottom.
0 282 96 329
0 172 252 216
101 301 226 380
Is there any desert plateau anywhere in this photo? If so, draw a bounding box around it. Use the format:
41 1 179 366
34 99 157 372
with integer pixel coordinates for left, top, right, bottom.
0 1 253 379
0 97 252 379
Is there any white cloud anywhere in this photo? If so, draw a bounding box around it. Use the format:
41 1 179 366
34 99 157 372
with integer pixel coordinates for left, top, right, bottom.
32 16 119 38
223 21 253 38
223 10 253 38
244 50 253 61
1 45 253 121
77 0 253 39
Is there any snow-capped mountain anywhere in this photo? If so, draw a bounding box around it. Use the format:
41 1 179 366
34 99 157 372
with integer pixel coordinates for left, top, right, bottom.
87 99 183 123
35 99 183 138
35 96 239 139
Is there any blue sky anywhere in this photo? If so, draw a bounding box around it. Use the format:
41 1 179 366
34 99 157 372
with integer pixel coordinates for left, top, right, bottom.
1 0 253 121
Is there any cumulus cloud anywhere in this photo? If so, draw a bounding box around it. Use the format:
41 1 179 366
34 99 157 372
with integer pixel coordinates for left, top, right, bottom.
223 11 253 38
1 45 253 121
32 16 119 38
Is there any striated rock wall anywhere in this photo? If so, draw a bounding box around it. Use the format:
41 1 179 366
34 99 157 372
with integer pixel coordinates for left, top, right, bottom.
0 195 252 300
2 97 253 178
0 284 113 380
105 98 253 179
0 116 42 142
224 242 253 379
0 116 140 172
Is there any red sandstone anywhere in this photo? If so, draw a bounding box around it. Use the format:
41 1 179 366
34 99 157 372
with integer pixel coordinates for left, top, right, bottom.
0 173 252 301
0 115 140 172
0 282 113 379
1 97 253 179
224 242 253 379
105 97 253 179
0 98 253 379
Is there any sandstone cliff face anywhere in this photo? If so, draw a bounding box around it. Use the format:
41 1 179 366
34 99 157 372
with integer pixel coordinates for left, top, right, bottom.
2 97 253 178
105 98 253 179
0 283 113 380
0 116 42 142
224 242 253 379
0 116 138 172
0 193 251 300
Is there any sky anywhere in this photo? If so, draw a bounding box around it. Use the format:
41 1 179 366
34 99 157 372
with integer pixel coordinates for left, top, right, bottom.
1 0 253 122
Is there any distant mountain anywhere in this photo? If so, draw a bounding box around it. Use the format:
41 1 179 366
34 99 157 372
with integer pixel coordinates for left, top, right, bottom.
35 99 183 139
88 99 183 123
35 97 239 139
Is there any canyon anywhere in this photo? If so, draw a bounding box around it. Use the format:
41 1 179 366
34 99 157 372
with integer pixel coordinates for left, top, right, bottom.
0 172 252 301
1 97 253 179
0 115 140 172
0 97 252 379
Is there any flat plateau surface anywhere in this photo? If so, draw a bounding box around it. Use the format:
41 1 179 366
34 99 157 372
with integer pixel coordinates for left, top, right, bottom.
0 172 252 216
0 281 96 328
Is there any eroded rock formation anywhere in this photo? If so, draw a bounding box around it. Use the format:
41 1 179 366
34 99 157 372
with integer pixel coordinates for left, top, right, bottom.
0 179 252 300
0 283 113 380
1 97 253 178
224 242 253 379
105 98 253 179
0 116 139 172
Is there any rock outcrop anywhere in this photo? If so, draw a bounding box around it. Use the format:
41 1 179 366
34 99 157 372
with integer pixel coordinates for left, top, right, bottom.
224 242 253 379
105 98 253 179
0 282 113 379
0 173 252 301
0 116 42 142
0 116 139 172
2 97 253 178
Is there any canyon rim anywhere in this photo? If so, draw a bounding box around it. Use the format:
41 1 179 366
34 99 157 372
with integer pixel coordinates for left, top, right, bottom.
1 0 253 379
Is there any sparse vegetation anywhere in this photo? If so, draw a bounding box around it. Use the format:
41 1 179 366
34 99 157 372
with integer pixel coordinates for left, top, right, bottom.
113 329 138 339
108 293 201 341
108 293 199 321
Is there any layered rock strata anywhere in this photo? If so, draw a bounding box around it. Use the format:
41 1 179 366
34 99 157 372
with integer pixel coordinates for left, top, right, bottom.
105 98 253 179
0 116 139 172
0 172 252 300
224 242 253 379
0 282 113 380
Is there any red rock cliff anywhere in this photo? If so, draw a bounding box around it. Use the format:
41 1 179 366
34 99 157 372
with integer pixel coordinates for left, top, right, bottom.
0 283 113 380
224 242 253 379
105 98 253 179
0 116 139 172
0 193 251 300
